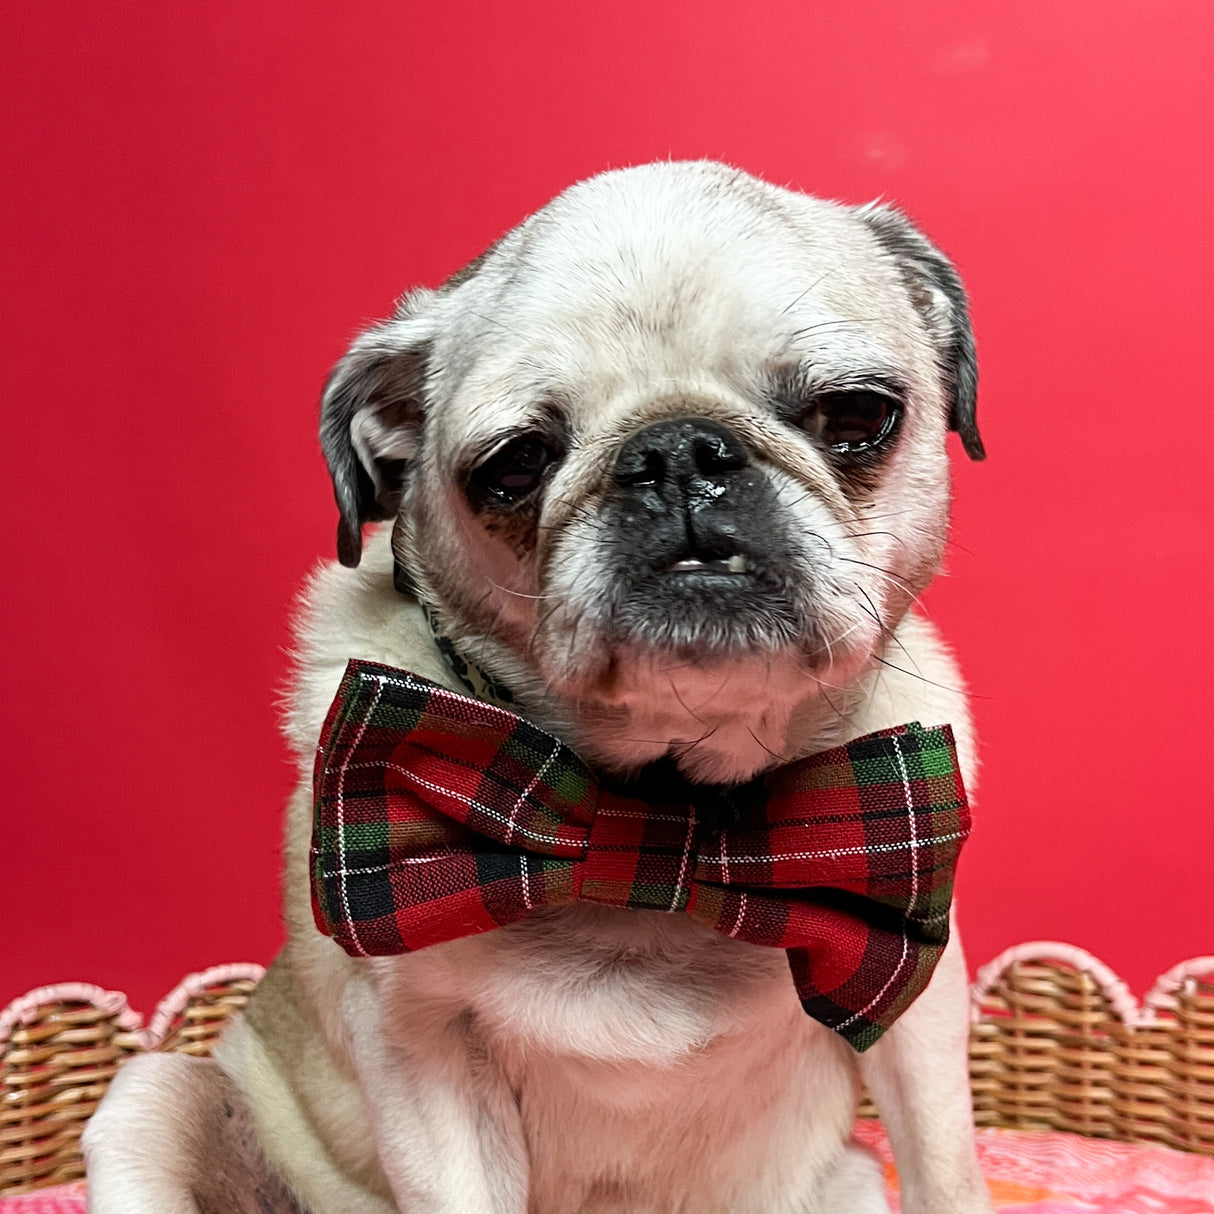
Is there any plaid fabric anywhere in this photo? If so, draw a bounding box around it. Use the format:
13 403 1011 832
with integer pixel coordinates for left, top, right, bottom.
311 659 972 1051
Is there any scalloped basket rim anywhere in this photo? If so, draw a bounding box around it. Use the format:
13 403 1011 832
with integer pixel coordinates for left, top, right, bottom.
0 963 267 1052
970 941 1214 1028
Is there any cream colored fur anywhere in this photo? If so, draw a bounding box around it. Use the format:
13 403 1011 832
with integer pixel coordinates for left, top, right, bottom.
85 161 994 1214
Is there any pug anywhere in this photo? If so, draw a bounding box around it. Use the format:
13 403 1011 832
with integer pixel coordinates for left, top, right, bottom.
84 160 993 1214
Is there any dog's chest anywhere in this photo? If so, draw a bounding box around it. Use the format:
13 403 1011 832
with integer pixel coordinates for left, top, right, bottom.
422 907 859 1211
448 906 796 1065
412 909 854 1212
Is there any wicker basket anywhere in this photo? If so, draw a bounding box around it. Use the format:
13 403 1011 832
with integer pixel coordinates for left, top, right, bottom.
3 945 1212 1197
0 966 263 1196
970 943 1214 1154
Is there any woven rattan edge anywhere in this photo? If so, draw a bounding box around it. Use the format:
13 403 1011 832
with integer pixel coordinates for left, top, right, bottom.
4 947 1214 1197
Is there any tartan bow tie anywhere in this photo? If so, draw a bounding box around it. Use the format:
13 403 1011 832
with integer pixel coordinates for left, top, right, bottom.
311 660 971 1051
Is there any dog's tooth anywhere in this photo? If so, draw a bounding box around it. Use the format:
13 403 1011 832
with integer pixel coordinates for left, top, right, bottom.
727 555 748 573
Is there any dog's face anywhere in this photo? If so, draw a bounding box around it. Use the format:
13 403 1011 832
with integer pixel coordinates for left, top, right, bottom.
320 162 981 781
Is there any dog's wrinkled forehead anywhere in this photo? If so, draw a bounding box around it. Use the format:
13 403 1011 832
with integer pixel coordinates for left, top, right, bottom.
425 163 933 458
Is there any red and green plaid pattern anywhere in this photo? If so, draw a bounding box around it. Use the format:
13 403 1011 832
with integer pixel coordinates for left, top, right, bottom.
311 659 972 1051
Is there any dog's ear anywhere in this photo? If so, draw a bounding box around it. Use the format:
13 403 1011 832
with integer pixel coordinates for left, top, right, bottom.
856 204 985 460
319 291 437 567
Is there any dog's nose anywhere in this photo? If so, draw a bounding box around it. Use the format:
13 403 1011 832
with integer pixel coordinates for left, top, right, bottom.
613 418 750 489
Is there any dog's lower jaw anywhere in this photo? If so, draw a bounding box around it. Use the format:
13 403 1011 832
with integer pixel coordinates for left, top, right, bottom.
537 653 802 783
526 638 876 785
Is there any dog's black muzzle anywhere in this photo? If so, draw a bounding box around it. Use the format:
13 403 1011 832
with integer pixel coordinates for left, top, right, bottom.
612 417 762 564
602 418 804 648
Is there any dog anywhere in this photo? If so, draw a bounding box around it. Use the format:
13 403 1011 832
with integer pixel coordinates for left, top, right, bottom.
84 160 993 1214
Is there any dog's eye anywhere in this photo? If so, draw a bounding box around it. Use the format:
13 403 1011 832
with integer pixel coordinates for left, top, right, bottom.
803 391 901 452
471 436 558 504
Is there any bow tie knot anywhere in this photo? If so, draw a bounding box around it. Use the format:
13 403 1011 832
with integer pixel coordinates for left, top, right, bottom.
311 660 971 1051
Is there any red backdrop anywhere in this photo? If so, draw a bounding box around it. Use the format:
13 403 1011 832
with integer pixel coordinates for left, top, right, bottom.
4 1 1212 1016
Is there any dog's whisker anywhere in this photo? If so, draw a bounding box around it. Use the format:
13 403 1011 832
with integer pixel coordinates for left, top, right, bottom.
837 557 913 586
842 530 905 546
745 727 793 766
528 599 567 652
664 675 709 728
849 508 915 524
828 618 867 648
777 269 837 317
559 606 588 681
669 722 723 755
468 310 519 335
837 557 931 612
850 581 928 683
871 653 965 697
785 317 876 342
487 581 558 602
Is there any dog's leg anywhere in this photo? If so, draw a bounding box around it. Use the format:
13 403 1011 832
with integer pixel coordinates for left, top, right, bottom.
342 977 528 1214
855 926 994 1214
83 1053 304 1214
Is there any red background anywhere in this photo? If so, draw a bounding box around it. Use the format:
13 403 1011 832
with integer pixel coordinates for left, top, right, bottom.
4 1 1212 1016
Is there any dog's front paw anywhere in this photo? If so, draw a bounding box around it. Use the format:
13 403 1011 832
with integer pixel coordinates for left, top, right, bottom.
84 1053 306 1214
